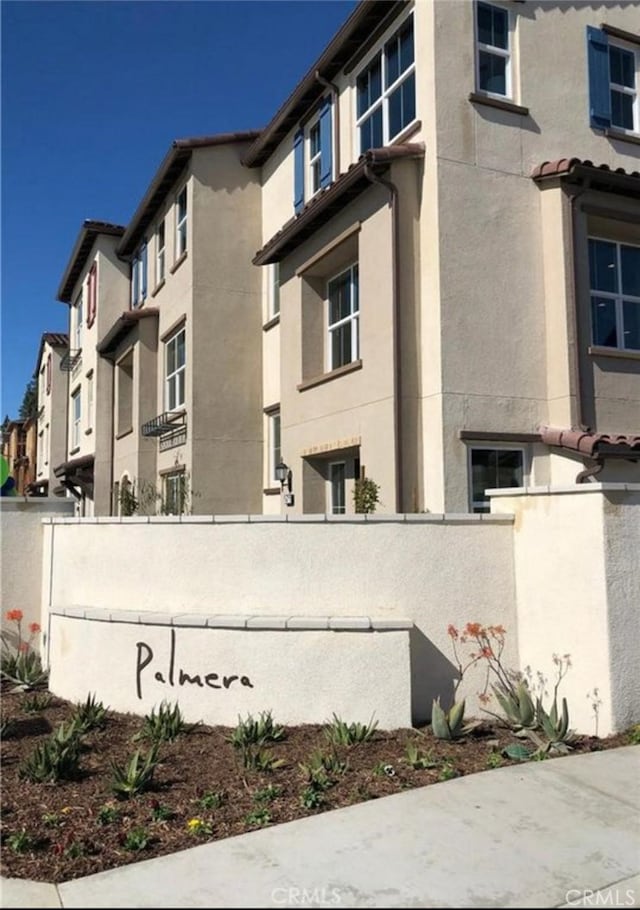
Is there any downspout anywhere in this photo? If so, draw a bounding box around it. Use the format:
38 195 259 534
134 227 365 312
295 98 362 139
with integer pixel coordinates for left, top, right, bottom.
315 71 340 176
364 163 403 513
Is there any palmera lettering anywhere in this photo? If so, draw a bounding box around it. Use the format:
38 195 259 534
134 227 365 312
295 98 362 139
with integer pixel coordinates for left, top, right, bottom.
135 628 254 700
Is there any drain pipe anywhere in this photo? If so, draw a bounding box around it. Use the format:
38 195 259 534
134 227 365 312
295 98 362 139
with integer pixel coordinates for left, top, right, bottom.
364 162 403 513
315 71 340 177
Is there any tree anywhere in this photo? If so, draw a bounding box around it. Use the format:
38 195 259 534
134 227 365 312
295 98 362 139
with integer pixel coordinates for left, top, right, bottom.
19 379 38 420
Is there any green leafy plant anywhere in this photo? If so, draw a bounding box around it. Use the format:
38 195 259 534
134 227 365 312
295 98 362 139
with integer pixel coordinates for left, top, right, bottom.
42 812 64 829
299 750 346 789
186 817 213 837
150 801 174 822
502 743 535 762
137 700 197 743
197 791 224 811
70 692 108 734
1 610 48 689
240 746 285 772
1 718 15 738
6 829 36 854
300 786 325 809
22 692 53 714
353 476 380 514
253 785 281 804
437 761 459 781
430 697 479 741
110 744 160 799
96 804 120 826
122 827 150 852
244 808 272 828
627 724 640 745
227 710 285 749
404 740 438 770
324 713 378 747
19 721 83 783
485 751 503 769
118 481 138 516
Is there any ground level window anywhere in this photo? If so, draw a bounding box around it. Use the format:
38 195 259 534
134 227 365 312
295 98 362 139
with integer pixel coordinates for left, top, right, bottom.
470 447 524 512
163 471 185 515
329 461 346 514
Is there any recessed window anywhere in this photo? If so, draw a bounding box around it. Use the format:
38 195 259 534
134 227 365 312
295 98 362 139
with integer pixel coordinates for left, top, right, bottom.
470 447 524 513
267 262 280 319
356 13 415 153
176 187 187 258
589 238 640 351
74 293 83 350
131 243 148 308
609 44 638 132
165 327 186 411
327 264 359 371
476 2 511 98
269 410 281 484
87 372 94 431
71 388 82 450
294 97 333 212
163 471 185 515
116 352 133 435
156 220 166 284
87 262 97 328
329 461 346 514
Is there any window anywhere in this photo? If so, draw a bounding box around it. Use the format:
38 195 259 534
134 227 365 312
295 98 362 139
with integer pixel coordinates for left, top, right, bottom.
589 238 640 351
39 365 46 404
587 27 640 133
176 187 187 257
267 263 280 319
475 2 511 98
293 96 332 212
71 388 81 450
356 14 415 153
87 262 97 328
37 430 44 475
131 243 148 308
269 410 281 484
470 448 524 513
163 471 185 515
116 353 133 435
87 372 94 431
327 264 359 370
165 327 186 411
74 293 83 350
44 424 49 465
329 461 346 514
156 220 166 284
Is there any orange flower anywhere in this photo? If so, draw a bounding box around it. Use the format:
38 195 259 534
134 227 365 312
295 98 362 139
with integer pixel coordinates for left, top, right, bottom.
29 622 41 635
6 609 23 623
447 624 459 640
480 646 493 659
465 622 483 638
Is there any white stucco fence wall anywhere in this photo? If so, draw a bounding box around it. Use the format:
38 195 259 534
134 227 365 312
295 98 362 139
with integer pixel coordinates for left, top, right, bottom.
492 483 640 737
42 513 518 728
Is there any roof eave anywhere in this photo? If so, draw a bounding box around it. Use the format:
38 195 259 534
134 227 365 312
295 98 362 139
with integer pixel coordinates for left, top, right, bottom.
57 221 125 303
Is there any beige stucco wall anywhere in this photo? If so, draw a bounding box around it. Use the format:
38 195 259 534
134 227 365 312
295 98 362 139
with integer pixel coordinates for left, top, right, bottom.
492 483 640 736
35 340 68 490
42 513 517 724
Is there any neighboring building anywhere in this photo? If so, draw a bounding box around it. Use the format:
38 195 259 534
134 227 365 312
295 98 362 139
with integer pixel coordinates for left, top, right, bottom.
29 332 69 497
246 0 640 515
54 221 128 514
1 418 36 495
96 132 263 516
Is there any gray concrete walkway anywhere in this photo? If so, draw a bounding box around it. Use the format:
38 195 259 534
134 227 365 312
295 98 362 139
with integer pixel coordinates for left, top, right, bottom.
2 746 639 909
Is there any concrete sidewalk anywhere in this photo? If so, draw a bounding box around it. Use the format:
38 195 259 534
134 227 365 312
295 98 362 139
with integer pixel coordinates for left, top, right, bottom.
2 746 639 909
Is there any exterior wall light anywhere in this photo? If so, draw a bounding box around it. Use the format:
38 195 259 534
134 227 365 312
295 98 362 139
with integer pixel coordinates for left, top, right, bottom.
275 461 294 507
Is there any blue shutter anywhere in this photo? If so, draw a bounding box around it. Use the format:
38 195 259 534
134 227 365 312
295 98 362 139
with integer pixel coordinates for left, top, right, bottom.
131 259 138 307
319 96 333 189
141 243 148 299
586 26 611 129
293 129 304 213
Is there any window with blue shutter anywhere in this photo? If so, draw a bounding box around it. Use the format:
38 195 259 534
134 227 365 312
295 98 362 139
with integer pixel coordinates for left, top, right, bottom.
587 26 611 129
293 129 304 214
141 242 148 300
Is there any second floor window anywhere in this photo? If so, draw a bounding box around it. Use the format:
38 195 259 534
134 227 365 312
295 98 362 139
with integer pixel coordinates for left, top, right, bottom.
589 238 640 351
156 220 166 284
165 327 186 411
131 244 148 308
74 294 83 350
587 27 640 134
267 262 280 319
71 388 81 450
356 14 415 153
476 2 511 98
327 264 359 371
87 262 97 328
176 187 187 257
609 43 638 132
293 96 332 212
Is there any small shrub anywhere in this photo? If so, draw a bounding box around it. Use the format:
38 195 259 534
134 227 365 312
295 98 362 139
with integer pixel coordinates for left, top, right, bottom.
197 791 224 811
244 808 271 828
42 812 64 829
122 827 150 852
19 721 83 783
22 692 53 714
241 745 285 772
485 751 503 769
437 761 459 781
150 801 174 822
300 786 324 809
110 744 160 799
227 710 285 749
253 785 281 804
298 751 340 790
324 713 378 747
187 817 212 837
137 700 196 743
404 740 438 770
7 829 36 853
71 693 108 733
353 476 380 513
96 804 120 826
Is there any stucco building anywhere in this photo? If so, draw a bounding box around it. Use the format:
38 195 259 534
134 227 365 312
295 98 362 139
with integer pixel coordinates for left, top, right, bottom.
248 0 640 515
30 332 69 498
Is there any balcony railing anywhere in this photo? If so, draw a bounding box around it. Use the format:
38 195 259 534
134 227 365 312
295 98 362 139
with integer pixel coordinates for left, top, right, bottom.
60 349 82 372
141 410 185 438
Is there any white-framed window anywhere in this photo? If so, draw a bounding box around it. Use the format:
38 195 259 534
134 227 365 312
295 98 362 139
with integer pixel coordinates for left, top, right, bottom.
39 365 46 407
87 372 93 431
609 42 639 133
589 237 640 351
44 424 49 465
356 12 415 153
475 2 512 99
74 292 83 350
469 447 524 513
163 471 185 515
156 220 166 284
131 243 148 308
307 118 322 197
267 262 280 319
329 461 346 514
269 410 281 484
165 327 186 411
176 186 188 258
71 387 82 450
327 263 359 370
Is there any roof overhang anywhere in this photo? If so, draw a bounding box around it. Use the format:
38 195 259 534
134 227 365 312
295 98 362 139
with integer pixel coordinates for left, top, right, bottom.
97 308 159 358
253 143 425 266
539 426 640 459
243 0 407 168
57 221 126 303
117 132 260 258
53 453 95 499
33 332 69 378
531 158 640 200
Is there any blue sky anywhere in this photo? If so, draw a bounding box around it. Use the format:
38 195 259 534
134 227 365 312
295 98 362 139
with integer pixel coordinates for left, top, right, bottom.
1 0 357 420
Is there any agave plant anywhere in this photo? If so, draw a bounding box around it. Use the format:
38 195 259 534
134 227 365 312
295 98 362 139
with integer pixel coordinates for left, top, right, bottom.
490 679 537 732
430 698 480 740
110 744 160 798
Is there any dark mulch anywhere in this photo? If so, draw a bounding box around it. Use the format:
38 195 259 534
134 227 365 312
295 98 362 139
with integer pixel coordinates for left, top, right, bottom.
0 684 633 884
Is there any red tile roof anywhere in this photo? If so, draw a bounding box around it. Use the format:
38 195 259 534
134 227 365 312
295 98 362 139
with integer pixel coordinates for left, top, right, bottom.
531 158 640 180
97 308 159 357
539 426 640 457
33 332 70 377
57 221 126 303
